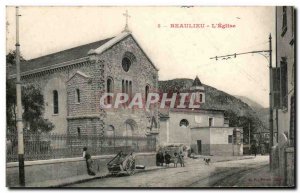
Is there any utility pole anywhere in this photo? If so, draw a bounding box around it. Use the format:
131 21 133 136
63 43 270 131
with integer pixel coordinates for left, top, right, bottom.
248 122 251 153
268 34 273 171
15 6 25 186
210 34 273 169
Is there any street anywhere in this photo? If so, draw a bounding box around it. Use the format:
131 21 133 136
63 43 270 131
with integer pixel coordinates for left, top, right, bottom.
66 155 280 187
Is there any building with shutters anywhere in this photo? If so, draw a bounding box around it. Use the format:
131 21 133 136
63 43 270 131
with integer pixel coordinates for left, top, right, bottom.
270 6 295 187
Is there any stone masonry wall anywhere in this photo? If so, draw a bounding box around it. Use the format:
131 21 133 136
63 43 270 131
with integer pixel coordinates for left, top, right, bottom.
98 35 159 137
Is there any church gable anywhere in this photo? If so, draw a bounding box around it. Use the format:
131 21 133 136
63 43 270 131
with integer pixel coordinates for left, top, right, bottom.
89 32 158 72
67 71 94 117
67 71 91 84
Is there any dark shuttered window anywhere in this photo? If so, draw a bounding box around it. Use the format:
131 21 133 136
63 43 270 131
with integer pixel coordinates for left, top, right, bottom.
107 78 113 104
282 6 287 36
272 67 281 108
290 95 295 146
280 58 288 109
53 90 59 114
76 89 80 103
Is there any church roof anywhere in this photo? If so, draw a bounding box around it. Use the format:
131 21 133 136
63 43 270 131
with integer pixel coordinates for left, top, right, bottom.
8 32 158 77
9 37 114 75
192 76 202 87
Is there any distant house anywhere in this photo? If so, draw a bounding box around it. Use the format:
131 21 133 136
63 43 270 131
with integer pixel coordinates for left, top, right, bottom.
159 76 243 156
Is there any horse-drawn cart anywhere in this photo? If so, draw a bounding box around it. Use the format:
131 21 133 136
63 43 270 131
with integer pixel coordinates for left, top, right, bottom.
107 151 136 176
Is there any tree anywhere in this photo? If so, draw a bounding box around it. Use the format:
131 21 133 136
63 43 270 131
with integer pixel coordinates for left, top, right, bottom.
224 109 257 145
22 85 54 133
6 79 16 132
6 50 54 134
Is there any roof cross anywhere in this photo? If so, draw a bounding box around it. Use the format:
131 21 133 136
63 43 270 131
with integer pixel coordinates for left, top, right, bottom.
122 10 131 32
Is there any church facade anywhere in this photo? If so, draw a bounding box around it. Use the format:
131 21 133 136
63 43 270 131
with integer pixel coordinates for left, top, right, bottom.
9 32 159 139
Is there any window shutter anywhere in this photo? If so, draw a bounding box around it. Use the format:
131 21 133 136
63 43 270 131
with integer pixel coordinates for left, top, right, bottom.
280 58 288 108
272 67 281 108
233 129 237 144
290 95 295 146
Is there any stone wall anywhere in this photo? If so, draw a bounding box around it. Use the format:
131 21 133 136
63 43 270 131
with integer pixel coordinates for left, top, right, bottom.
18 60 99 134
99 35 159 137
6 152 156 187
285 147 295 186
209 144 242 156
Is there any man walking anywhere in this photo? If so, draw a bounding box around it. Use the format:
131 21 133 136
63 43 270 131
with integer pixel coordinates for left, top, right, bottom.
83 147 96 176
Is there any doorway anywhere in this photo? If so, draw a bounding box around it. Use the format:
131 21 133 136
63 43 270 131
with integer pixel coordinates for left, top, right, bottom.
197 140 202 154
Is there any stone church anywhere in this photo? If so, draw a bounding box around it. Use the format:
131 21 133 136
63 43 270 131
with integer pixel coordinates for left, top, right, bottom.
9 30 159 139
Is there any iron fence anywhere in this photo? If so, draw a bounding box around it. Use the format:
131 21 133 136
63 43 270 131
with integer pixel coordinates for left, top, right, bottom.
6 132 156 162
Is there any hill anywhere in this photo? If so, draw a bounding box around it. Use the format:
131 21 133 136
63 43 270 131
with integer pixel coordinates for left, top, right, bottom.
234 96 264 110
235 96 269 131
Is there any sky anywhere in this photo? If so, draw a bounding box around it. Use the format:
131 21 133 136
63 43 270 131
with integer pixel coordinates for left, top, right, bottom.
6 6 275 108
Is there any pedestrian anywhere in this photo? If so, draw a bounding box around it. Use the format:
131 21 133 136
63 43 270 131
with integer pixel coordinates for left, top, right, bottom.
159 151 164 166
251 144 257 157
164 151 171 167
254 144 257 157
156 151 161 166
179 151 185 167
83 147 96 176
173 152 179 167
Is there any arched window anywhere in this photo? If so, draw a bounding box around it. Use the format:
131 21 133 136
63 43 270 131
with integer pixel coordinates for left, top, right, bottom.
122 52 136 72
107 78 113 104
179 119 189 127
105 125 115 146
53 90 59 114
129 81 132 100
145 85 150 102
122 80 125 93
76 89 80 103
125 80 128 95
122 57 131 72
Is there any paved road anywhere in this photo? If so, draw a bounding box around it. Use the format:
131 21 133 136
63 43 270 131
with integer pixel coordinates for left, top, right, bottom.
66 155 273 188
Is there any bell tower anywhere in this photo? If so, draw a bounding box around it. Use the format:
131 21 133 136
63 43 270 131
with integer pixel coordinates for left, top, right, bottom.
190 76 205 104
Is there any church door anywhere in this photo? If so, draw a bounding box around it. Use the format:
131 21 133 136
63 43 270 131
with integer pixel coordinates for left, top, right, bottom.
124 119 138 151
125 122 133 150
197 140 202 154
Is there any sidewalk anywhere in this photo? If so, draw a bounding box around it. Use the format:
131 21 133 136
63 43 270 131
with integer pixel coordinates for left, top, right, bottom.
25 155 255 187
26 165 165 187
193 155 255 163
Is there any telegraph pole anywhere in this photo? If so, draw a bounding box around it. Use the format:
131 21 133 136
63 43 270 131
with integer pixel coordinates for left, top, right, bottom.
248 122 251 152
269 34 273 170
15 6 25 186
210 34 273 169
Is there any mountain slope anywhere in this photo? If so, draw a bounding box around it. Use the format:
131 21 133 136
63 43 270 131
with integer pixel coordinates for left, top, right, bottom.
234 96 264 110
235 95 269 131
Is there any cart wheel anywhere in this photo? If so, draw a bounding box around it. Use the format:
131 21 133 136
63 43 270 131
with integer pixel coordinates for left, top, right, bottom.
126 160 136 176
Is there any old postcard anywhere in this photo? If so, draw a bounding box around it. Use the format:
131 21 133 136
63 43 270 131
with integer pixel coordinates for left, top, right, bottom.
6 6 295 188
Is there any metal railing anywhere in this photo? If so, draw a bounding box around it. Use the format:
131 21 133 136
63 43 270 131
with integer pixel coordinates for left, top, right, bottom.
6 132 156 162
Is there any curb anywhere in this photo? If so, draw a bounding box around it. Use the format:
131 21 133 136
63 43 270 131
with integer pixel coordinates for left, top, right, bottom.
52 166 166 187
214 156 255 163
